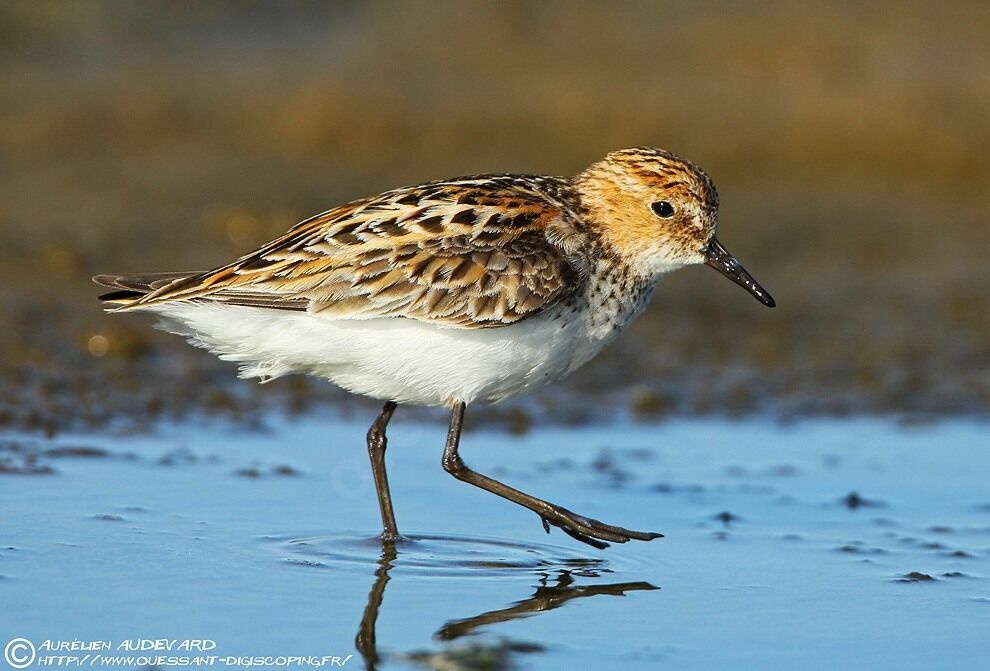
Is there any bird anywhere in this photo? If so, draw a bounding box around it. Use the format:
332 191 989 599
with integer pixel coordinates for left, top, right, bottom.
94 146 775 549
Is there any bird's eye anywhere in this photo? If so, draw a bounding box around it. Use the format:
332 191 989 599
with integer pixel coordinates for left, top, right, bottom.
651 201 675 219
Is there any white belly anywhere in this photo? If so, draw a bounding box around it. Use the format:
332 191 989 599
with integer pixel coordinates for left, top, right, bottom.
146 302 605 406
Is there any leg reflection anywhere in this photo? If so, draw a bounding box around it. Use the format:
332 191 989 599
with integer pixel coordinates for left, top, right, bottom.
355 540 396 671
354 541 659 668
435 571 658 640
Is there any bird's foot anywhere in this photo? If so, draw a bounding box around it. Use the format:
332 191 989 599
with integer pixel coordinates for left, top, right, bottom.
538 505 663 549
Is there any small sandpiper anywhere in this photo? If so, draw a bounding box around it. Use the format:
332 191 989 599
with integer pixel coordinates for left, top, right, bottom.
95 147 775 549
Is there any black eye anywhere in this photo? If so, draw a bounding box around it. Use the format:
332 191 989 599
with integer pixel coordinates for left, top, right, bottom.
651 201 675 219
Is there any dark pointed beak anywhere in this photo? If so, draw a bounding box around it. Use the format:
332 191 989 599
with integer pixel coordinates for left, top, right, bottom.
704 238 776 308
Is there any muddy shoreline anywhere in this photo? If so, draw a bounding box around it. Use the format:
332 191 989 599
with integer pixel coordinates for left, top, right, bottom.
1 2 987 436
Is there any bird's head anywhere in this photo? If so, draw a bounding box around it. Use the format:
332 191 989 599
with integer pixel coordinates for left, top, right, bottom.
576 146 775 307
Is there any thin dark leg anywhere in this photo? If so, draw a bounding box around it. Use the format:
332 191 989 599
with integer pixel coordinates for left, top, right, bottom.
441 402 663 549
367 401 399 540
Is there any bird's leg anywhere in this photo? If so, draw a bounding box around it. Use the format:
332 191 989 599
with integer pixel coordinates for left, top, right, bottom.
441 402 663 549
366 401 400 541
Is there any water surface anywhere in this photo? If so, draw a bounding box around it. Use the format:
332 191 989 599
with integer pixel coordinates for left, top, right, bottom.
2 418 989 669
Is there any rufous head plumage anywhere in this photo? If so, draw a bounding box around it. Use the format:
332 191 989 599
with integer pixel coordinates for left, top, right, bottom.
576 147 774 307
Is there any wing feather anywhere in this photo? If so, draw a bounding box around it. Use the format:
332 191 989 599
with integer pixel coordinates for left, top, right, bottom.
118 177 583 327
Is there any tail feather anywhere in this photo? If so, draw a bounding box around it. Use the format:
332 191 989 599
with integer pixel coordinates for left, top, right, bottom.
93 271 308 311
93 271 201 307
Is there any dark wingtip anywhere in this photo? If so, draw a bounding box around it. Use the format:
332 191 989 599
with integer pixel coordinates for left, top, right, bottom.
97 289 143 302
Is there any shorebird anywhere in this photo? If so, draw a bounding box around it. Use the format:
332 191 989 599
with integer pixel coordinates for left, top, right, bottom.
95 147 774 549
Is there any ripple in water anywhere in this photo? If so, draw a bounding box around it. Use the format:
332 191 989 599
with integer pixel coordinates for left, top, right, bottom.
260 532 626 578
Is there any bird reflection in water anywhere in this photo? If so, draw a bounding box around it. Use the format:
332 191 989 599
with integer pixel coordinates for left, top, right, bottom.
354 539 658 669
354 541 396 670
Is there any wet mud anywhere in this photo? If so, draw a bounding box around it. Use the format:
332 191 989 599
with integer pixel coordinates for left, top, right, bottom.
1 3 988 436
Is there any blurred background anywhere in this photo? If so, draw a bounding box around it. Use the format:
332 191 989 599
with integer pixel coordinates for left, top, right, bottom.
1 0 987 434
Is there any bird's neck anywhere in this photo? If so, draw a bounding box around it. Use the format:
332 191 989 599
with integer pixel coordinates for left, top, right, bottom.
581 254 662 340
551 180 672 339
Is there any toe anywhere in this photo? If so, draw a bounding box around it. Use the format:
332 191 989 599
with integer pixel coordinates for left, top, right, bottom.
559 526 610 549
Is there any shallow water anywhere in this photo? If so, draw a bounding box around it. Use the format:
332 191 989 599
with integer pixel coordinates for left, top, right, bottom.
2 418 989 670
